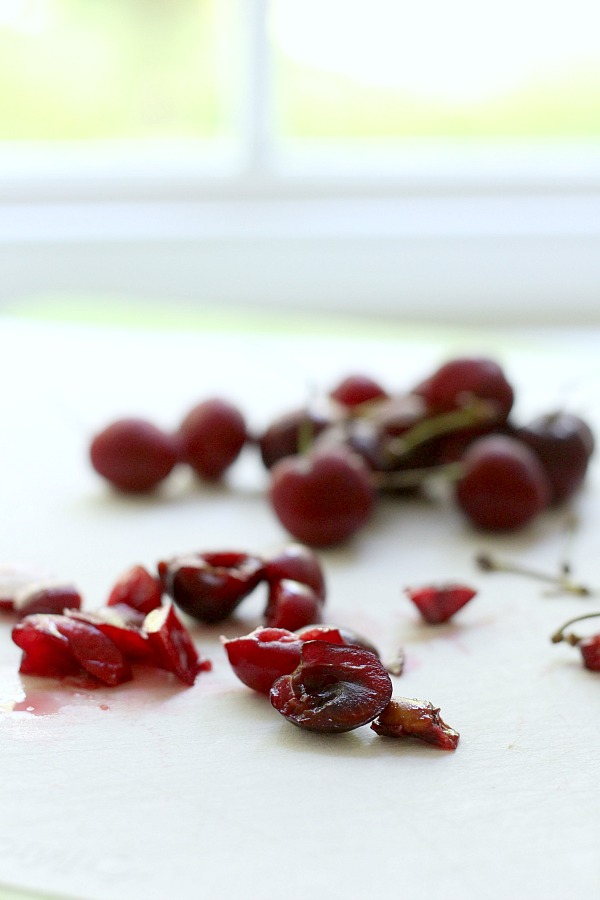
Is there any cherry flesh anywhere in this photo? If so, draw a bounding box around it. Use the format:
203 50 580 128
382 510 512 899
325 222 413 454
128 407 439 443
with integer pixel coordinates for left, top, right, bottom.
455 434 551 531
264 579 323 631
90 418 179 493
516 412 595 504
67 606 155 663
158 551 265 623
269 447 375 547
371 697 460 750
107 565 163 615
177 398 247 481
404 584 477 624
144 603 203 686
12 615 84 678
414 357 514 422
270 641 393 733
579 636 600 671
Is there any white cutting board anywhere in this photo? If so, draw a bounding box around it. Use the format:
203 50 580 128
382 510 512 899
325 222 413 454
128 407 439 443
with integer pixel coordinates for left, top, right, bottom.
0 311 598 900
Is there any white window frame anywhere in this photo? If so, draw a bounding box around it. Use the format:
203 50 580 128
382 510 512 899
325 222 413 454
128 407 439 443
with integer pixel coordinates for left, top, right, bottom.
1 0 600 325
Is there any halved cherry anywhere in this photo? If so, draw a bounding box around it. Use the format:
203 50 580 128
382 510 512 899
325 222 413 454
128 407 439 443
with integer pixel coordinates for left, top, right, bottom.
404 584 477 624
270 641 393 733
264 579 323 631
107 565 162 615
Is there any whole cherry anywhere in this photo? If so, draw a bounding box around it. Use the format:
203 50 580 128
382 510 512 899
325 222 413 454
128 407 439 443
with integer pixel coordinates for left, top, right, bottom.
90 418 178 493
177 398 247 481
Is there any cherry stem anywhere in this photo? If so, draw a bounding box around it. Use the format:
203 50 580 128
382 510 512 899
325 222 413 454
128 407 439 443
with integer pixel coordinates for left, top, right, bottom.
475 551 592 597
371 461 464 490
551 612 600 645
385 397 497 458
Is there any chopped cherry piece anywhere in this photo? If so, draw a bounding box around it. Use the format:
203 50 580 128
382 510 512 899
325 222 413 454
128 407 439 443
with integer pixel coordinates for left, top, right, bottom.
12 615 82 678
90 418 178 493
371 697 460 750
296 624 380 658
107 565 163 615
0 563 55 612
404 584 477 624
177 398 247 481
223 625 348 694
264 544 326 601
264 579 323 631
329 374 388 408
516 412 595 505
270 641 393 733
455 435 551 531
144 603 201 686
158 551 265 624
269 447 375 547
66 607 154 663
579 636 600 671
13 581 82 618
53 616 132 686
414 356 514 422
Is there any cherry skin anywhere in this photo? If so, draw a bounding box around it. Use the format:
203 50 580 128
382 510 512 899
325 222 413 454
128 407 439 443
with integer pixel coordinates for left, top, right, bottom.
455 434 551 531
144 603 204 686
269 447 375 547
414 357 514 422
516 412 595 504
90 418 178 493
258 405 338 470
13 582 82 618
270 641 393 733
177 398 247 481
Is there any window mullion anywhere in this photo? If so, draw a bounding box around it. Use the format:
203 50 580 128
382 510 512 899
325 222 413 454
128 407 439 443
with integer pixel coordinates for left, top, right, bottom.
240 0 274 177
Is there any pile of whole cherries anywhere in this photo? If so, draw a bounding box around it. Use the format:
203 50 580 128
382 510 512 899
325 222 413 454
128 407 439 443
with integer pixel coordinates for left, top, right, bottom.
89 356 595 547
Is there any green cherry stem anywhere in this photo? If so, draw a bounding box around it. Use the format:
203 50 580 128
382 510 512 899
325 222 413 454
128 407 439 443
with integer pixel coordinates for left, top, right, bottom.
385 397 497 459
371 461 464 490
475 552 592 597
551 612 600 645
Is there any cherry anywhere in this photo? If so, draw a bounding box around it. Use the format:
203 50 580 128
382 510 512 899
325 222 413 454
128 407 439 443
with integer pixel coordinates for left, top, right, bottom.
269 447 375 547
12 615 84 678
264 544 326 600
455 434 551 531
371 697 460 750
52 616 133 686
223 625 359 694
107 565 163 615
404 584 477 624
329 374 388 408
270 641 393 733
258 405 338 470
90 418 178 493
144 603 204 686
177 398 247 481
296 624 381 658
551 613 600 671
66 606 155 663
13 581 82 618
158 551 265 623
516 412 594 504
0 563 54 612
264 579 323 631
414 356 514 422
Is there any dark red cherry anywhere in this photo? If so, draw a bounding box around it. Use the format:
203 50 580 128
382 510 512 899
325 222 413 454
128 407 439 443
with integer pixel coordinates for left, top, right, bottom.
158 551 265 623
264 579 323 631
270 641 393 733
371 697 460 750
516 412 595 504
144 603 203 686
107 565 163 615
258 405 338 470
414 357 514 421
404 584 477 624
269 447 375 547
264 544 326 600
329 374 388 408
177 398 247 481
455 435 551 531
90 418 178 493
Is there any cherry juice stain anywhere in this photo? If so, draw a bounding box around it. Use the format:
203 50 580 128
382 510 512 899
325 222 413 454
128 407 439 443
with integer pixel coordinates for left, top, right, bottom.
7 675 109 716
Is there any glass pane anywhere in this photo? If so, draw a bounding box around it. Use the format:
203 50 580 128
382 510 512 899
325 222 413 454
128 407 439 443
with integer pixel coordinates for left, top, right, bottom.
271 0 600 138
0 0 239 140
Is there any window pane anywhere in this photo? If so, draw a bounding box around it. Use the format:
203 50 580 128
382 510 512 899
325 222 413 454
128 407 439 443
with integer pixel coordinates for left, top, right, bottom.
0 0 239 140
271 0 600 138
